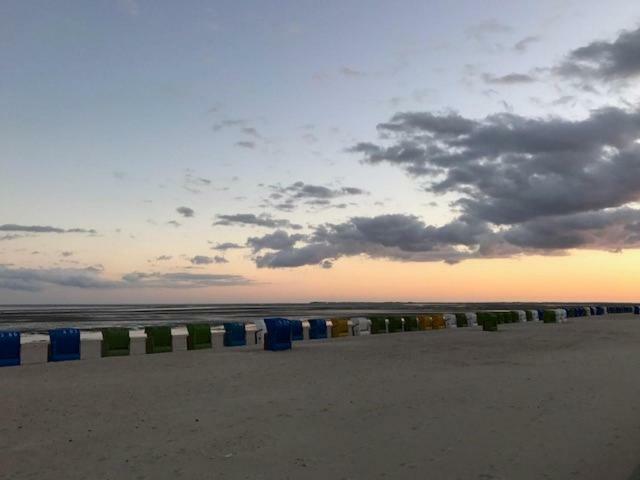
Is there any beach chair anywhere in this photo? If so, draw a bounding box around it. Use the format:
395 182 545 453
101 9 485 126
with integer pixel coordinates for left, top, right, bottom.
186 324 212 350
264 318 292 351
223 323 247 347
352 317 371 335
455 313 468 328
431 314 446 330
0 331 20 367
444 314 457 328
465 312 478 326
290 320 304 341
387 316 403 333
417 315 433 330
403 316 419 331
48 328 80 362
482 313 498 332
144 326 173 354
369 317 387 334
542 310 558 323
101 328 131 357
331 318 350 338
308 319 327 339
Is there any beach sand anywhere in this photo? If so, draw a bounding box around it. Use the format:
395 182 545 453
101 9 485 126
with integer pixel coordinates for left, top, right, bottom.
2 315 640 479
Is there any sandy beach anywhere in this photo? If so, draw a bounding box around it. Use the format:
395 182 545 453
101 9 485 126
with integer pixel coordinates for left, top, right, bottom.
2 315 640 479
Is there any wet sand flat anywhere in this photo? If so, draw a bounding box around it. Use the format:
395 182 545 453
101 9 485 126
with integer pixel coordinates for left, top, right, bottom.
2 315 640 479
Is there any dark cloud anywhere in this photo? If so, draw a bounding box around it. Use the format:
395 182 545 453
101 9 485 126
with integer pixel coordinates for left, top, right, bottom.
263 181 367 211
0 265 251 292
190 255 228 265
514 35 541 52
212 119 246 132
349 106 640 224
210 242 244 251
121 271 249 288
155 255 172 261
61 251 74 257
0 224 96 234
214 213 302 230
246 230 306 252
176 206 195 218
166 220 181 228
183 172 212 194
248 207 640 269
252 214 500 268
339 66 366 77
556 25 640 82
235 140 256 149
482 73 536 84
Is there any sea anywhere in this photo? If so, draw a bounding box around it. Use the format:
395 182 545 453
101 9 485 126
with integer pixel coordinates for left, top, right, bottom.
0 302 580 332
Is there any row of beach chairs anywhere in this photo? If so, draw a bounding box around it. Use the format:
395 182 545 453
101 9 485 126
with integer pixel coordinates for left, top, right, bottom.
1 306 637 367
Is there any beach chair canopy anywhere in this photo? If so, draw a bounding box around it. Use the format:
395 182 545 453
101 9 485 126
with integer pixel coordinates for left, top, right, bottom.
387 316 403 333
417 315 433 330
0 331 20 367
331 318 350 337
145 326 173 354
290 320 304 341
431 314 446 330
48 328 80 362
455 313 468 328
308 319 328 339
187 324 212 350
223 322 247 347
264 317 292 351
369 317 387 334
403 316 419 331
101 328 131 357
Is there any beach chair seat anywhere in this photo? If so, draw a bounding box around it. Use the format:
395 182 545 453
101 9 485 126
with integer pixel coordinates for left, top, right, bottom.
482 313 498 332
0 331 20 367
264 318 292 351
443 314 457 328
331 318 350 338
48 328 80 362
369 317 387 334
387 316 403 333
186 324 212 350
352 317 371 335
431 314 446 330
455 313 468 328
223 323 247 347
308 319 328 339
417 315 433 330
143 326 172 354
403 316 419 331
290 320 304 341
101 328 131 357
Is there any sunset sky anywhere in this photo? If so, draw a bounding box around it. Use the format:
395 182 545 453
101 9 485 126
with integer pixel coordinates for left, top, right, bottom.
2 0 640 303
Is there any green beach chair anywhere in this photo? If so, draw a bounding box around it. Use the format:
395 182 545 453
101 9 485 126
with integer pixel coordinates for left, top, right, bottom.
455 313 468 328
525 310 533 321
370 317 387 334
387 316 403 333
543 310 557 323
403 316 418 332
101 328 131 357
482 313 498 332
145 326 173 354
187 324 212 350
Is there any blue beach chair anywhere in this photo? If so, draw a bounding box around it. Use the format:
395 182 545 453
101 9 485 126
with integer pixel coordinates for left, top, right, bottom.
48 328 81 362
290 320 304 341
223 322 246 347
308 319 327 339
0 331 21 367
264 318 292 351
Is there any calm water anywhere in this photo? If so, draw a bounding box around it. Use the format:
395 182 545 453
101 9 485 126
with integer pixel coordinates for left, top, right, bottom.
0 302 597 332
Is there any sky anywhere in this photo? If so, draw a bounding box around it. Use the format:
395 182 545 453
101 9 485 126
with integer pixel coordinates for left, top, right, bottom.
2 0 640 303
